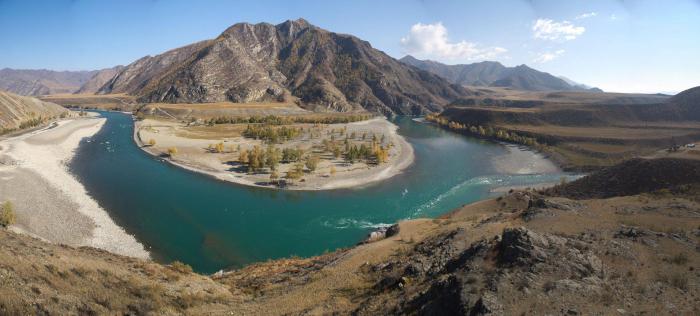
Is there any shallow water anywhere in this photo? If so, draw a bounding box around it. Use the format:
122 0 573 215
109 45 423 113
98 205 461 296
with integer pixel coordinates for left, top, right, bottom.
70 112 571 273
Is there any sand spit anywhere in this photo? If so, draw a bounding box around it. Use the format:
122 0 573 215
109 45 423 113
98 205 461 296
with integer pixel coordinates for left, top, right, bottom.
0 117 149 259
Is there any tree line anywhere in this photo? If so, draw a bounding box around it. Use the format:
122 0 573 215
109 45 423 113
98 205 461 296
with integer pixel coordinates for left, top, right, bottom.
425 113 543 149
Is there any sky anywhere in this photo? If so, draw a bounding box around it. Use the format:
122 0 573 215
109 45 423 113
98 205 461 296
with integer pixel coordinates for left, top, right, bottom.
1 0 699 94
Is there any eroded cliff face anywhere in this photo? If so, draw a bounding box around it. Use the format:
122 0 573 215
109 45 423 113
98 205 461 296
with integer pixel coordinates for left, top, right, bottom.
97 19 468 115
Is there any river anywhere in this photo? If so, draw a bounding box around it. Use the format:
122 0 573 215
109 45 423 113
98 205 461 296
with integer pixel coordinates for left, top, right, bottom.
70 111 571 273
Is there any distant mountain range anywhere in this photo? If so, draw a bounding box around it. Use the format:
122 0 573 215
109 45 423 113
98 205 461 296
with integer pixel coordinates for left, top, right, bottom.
95 19 467 114
0 67 123 96
399 55 602 92
0 69 98 96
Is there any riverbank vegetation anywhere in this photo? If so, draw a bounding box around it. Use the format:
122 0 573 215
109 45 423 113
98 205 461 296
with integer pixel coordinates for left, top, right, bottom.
425 113 544 149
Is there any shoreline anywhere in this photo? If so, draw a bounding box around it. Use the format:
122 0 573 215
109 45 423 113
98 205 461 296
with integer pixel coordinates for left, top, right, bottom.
133 117 415 191
0 115 149 259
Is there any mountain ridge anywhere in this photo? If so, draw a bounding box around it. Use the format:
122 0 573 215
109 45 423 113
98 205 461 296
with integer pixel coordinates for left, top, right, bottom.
0 68 99 96
399 55 602 92
96 19 469 115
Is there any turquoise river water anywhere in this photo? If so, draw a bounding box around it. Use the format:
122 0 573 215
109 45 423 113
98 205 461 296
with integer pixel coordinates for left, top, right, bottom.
69 111 570 273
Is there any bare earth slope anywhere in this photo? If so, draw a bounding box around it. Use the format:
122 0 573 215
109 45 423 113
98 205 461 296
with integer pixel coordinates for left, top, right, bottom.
1 158 698 315
0 91 68 131
98 19 468 115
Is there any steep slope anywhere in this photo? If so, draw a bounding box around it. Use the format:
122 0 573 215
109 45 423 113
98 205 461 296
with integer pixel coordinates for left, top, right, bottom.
0 91 68 132
75 66 124 94
0 68 98 96
99 19 467 115
400 56 601 92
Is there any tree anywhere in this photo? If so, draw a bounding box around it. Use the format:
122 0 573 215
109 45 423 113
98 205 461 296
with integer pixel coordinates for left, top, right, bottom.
215 142 225 153
265 145 281 171
0 201 15 227
332 147 342 159
305 155 320 173
148 139 156 146
269 170 279 185
330 165 337 177
239 149 249 164
167 147 178 157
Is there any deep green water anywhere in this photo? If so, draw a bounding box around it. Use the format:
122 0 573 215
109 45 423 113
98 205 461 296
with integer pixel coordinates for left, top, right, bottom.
70 112 570 273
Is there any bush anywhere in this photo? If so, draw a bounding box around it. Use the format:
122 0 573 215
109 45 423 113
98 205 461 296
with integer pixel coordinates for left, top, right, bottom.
169 261 193 274
0 201 16 227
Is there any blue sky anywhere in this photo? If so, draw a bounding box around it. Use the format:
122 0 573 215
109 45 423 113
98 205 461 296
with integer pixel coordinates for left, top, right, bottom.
1 0 699 93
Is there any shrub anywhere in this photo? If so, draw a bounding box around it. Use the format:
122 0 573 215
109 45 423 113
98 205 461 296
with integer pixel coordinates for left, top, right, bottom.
170 261 193 274
669 253 689 265
0 201 15 227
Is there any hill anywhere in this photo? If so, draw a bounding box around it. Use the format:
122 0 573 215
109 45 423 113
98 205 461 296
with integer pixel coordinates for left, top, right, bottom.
668 86 700 120
0 91 69 132
96 19 468 115
0 157 698 314
400 55 601 92
0 68 98 96
74 66 124 94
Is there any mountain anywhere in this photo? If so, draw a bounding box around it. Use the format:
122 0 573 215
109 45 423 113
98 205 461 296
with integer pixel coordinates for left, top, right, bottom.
399 55 507 86
75 66 124 94
558 75 601 92
0 69 98 96
97 19 468 115
489 64 575 91
400 55 601 92
0 91 68 131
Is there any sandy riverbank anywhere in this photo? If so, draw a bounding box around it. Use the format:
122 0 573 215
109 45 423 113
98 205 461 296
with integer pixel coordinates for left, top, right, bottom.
0 116 149 259
134 117 414 190
492 143 561 175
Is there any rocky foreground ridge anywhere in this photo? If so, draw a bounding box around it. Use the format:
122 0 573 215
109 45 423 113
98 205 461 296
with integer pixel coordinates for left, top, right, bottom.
1 158 699 315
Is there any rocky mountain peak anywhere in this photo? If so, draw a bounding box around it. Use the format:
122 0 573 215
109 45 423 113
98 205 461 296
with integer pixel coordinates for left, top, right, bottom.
95 20 467 114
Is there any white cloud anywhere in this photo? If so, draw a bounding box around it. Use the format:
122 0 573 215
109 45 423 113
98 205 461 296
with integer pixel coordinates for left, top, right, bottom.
532 19 585 41
400 22 507 61
610 14 619 21
575 12 598 20
533 50 565 63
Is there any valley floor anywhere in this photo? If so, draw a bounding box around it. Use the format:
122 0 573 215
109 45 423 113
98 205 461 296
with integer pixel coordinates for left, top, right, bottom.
134 117 415 190
0 115 148 259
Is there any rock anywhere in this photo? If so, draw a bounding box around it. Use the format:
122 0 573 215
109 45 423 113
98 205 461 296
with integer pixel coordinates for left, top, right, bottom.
471 292 503 315
499 227 551 266
385 224 400 237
